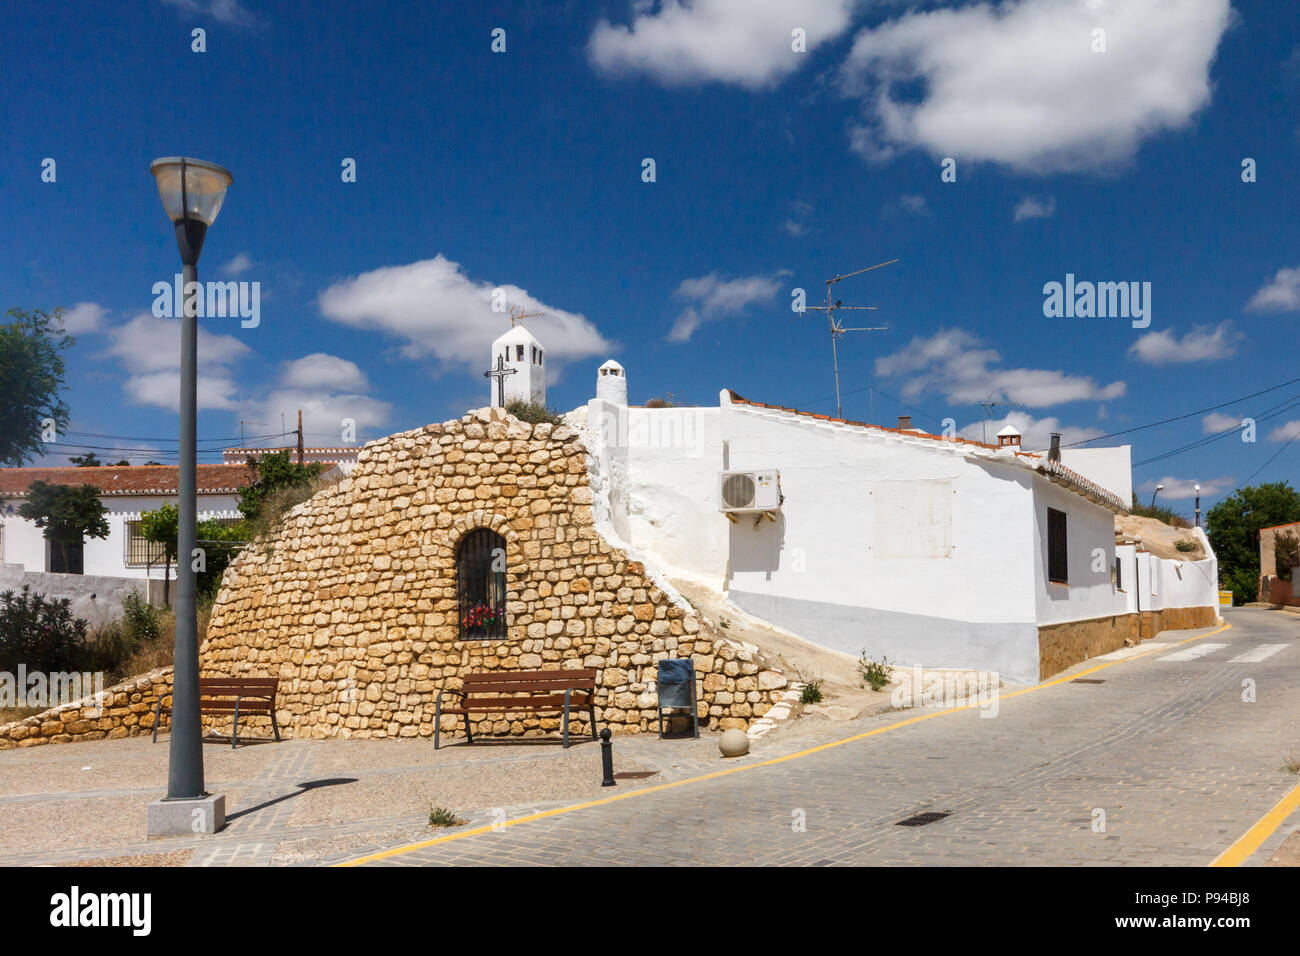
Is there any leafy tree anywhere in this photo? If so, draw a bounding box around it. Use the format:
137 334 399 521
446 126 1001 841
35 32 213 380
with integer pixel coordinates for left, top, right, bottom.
237 450 325 523
0 586 89 674
69 453 102 467
0 307 74 466
195 518 248 601
1205 482 1300 605
110 459 131 467
143 460 162 466
1275 531 1299 583
16 481 109 574
138 504 179 607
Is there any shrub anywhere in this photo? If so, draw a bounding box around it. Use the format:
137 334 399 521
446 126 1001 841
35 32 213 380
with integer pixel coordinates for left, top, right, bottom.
1174 538 1198 553
858 652 894 692
428 806 465 828
1276 532 1299 582
121 591 160 644
800 680 823 705
503 399 565 426
0 586 88 674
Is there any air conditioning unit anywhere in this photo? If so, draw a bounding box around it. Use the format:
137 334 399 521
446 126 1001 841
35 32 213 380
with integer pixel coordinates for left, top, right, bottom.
718 470 781 514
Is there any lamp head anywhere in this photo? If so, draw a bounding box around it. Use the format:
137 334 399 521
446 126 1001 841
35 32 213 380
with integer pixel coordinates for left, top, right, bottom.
150 157 232 265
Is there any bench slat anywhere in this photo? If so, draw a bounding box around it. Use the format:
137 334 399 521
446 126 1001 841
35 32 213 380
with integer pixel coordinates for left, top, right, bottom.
458 680 595 694
460 669 596 684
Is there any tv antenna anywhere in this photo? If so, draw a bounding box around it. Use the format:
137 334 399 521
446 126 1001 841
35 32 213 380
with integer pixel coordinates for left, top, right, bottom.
508 305 543 328
976 393 1025 444
801 258 897 418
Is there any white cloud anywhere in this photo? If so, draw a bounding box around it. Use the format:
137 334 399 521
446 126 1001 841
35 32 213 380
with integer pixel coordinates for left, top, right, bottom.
876 328 1127 407
104 312 251 411
668 271 783 342
1128 322 1240 364
780 200 814 236
1202 412 1242 433
898 194 929 215
317 255 612 372
159 0 257 27
1267 420 1300 442
839 0 1232 173
240 388 392 445
1246 265 1300 311
960 410 1102 452
1013 196 1055 221
221 252 255 276
60 302 108 334
1137 476 1233 500
280 353 369 392
588 0 855 88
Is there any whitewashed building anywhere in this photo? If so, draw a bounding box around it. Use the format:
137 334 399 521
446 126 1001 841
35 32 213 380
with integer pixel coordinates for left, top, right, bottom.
578 364 1218 683
0 464 250 579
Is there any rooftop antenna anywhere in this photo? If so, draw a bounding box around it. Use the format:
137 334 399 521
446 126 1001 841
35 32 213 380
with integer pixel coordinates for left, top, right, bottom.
508 305 544 328
239 420 267 448
976 393 1025 445
802 258 896 418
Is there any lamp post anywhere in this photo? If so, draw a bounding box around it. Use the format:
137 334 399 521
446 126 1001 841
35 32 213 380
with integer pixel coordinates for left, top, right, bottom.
1150 483 1164 510
1194 483 1201 528
146 157 232 837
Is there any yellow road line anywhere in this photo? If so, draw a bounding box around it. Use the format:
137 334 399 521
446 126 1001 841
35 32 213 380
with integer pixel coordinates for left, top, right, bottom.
338 619 1232 866
1211 777 1300 867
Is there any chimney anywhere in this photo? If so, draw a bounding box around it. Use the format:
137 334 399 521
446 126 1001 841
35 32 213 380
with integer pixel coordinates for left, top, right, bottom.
1048 433 1061 463
897 415 912 430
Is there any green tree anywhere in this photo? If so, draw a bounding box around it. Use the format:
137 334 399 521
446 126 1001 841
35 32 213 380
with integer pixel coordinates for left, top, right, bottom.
1205 482 1300 605
138 504 179 607
17 481 109 574
0 307 74 466
69 453 102 467
237 450 325 523
195 518 248 601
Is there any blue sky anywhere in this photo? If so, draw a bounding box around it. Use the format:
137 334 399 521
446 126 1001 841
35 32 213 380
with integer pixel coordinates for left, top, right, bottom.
2 0 1298 517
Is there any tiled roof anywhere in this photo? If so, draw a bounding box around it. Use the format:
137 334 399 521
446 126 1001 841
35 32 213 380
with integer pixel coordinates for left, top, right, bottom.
724 390 1129 514
223 447 360 461
0 464 255 498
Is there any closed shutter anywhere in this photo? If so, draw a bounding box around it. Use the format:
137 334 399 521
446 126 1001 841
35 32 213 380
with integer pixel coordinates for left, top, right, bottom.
1047 507 1068 584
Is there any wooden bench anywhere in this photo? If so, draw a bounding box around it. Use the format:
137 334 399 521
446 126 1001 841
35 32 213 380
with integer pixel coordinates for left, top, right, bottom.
152 677 281 749
435 669 598 749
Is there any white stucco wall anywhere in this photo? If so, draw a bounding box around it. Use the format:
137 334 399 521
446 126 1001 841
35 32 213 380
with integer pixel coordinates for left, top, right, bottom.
1031 474 1126 625
1058 446 1133 505
0 493 240 579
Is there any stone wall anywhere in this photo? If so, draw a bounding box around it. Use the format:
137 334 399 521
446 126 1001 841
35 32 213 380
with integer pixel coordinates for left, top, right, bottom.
1038 606 1220 679
0 667 172 749
200 407 787 741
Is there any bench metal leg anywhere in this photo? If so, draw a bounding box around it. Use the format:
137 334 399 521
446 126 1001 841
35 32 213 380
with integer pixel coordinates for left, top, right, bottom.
270 707 281 742
231 700 240 749
152 696 162 743
463 713 473 745
434 698 442 750
589 700 598 740
562 689 572 749
692 681 700 739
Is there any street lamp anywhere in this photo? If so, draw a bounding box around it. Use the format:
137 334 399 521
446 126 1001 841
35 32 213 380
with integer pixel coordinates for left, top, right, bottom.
1150 483 1164 510
146 157 232 837
1194 483 1201 528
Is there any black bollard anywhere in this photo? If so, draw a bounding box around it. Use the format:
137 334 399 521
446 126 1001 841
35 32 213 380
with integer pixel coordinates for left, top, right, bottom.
600 728 616 787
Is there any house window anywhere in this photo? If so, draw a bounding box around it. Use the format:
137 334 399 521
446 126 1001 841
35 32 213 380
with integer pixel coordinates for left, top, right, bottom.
516 344 524 361
47 537 84 575
124 519 169 567
457 528 507 639
1114 555 1123 591
1047 507 1068 584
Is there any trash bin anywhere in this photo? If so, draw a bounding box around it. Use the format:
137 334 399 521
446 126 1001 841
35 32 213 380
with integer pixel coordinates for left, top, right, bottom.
656 658 698 739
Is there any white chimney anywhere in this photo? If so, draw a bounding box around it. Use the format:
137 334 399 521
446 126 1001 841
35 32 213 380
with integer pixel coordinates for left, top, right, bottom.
596 359 627 406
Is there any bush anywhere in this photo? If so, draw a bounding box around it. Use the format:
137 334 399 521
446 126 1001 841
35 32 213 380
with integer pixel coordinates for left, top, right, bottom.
428 806 465 828
0 585 89 673
1174 538 1198 553
800 680 823 705
1276 532 1299 582
121 591 160 644
503 399 564 426
858 652 894 692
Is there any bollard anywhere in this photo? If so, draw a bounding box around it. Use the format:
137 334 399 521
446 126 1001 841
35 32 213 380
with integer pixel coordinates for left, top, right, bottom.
600 728 616 787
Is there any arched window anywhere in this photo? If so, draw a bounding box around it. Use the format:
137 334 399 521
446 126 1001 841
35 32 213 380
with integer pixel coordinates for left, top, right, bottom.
457 528 507 639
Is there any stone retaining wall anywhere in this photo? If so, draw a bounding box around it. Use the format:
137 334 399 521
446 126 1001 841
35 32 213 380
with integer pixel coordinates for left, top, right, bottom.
0 667 172 749
1038 605 1220 679
200 407 787 740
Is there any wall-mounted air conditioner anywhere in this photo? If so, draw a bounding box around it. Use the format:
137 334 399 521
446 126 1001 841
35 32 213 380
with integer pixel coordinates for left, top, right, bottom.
718 470 781 514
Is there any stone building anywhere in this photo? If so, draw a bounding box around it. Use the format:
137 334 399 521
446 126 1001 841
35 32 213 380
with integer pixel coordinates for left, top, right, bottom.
200 402 788 741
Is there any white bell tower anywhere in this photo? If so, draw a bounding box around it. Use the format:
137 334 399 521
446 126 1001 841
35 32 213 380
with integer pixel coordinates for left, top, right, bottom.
596 359 627 405
488 323 546 408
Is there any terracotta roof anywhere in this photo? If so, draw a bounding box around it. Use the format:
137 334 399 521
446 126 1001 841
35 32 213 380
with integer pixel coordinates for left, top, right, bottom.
724 390 1129 514
0 464 255 498
223 446 360 457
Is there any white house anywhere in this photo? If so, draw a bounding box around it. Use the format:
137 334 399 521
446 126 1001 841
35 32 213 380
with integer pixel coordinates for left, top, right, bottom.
223 446 360 475
489 323 547 407
0 464 250 579
578 364 1219 683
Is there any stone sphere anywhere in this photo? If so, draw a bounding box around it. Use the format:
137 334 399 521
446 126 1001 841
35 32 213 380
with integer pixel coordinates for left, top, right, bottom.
718 729 750 758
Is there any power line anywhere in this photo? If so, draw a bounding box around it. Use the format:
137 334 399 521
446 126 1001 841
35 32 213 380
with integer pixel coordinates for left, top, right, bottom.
1235 423 1300 490
1133 392 1300 468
